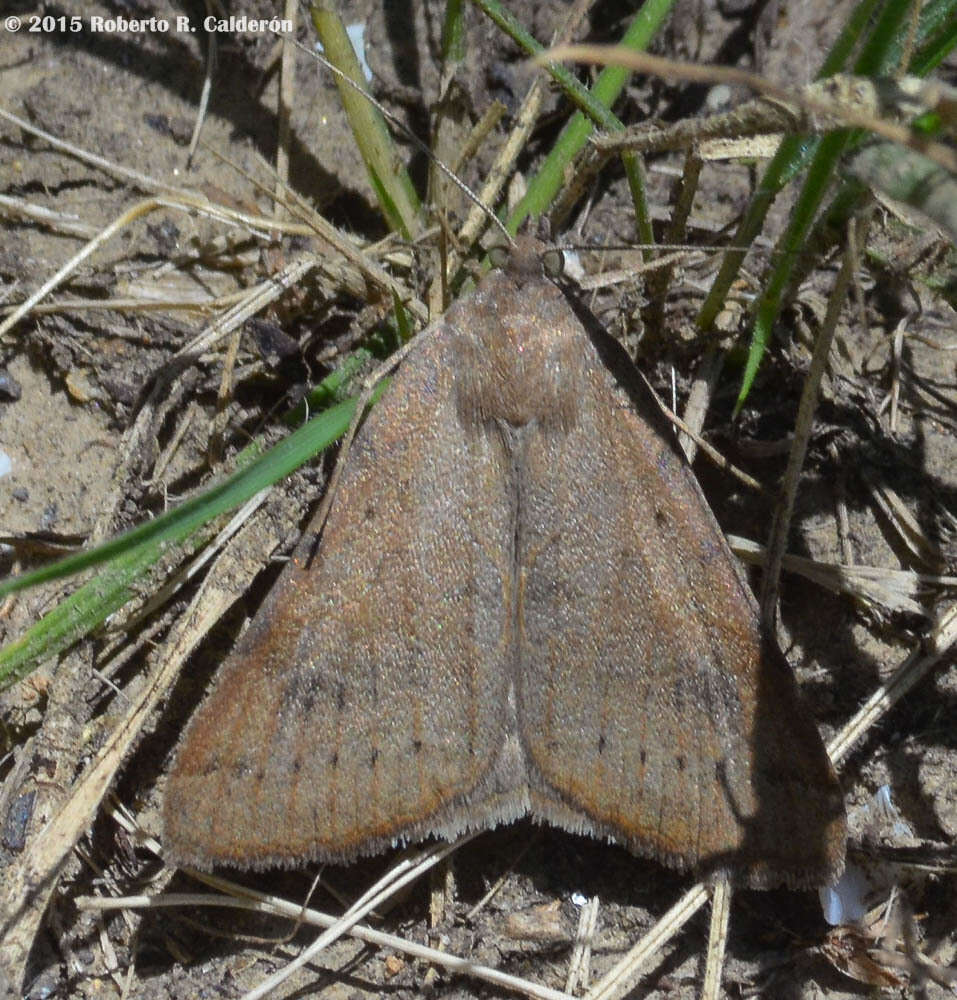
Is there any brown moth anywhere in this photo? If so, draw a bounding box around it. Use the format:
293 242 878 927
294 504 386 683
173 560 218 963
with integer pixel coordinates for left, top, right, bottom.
164 235 846 889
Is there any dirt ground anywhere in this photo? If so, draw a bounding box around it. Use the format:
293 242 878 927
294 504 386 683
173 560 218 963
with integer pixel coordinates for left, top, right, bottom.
1 0 956 998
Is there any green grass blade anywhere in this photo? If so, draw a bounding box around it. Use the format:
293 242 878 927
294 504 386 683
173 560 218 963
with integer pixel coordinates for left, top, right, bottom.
696 0 887 335
743 2 957 332
733 0 951 410
737 130 853 410
470 0 625 130
0 390 385 690
441 0 466 64
502 0 675 237
311 2 422 237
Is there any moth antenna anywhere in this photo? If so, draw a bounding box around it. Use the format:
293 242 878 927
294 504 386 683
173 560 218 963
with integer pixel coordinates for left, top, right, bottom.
298 39 514 249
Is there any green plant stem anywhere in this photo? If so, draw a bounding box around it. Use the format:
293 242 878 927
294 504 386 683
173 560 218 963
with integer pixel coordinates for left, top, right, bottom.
503 0 674 241
311 1 422 237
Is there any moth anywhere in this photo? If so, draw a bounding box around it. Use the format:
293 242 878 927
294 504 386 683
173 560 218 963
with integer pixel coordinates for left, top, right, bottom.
164 235 846 889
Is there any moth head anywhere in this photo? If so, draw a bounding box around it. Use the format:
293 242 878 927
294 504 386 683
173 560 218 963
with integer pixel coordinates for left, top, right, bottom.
487 237 565 284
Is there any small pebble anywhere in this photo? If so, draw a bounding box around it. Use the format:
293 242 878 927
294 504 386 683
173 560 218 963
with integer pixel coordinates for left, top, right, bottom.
0 368 21 402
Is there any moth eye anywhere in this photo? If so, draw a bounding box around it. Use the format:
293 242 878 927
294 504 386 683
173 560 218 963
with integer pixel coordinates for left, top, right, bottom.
542 247 565 278
488 244 510 269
